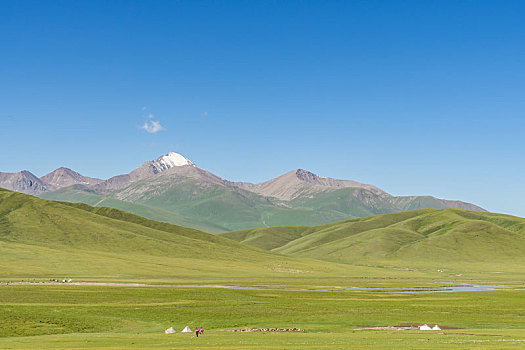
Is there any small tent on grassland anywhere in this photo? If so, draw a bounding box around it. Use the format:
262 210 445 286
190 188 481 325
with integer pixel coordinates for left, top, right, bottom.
181 326 192 333
432 325 441 330
419 324 432 330
164 327 176 334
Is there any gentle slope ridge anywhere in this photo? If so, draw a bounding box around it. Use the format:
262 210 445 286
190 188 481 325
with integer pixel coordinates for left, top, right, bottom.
221 209 525 267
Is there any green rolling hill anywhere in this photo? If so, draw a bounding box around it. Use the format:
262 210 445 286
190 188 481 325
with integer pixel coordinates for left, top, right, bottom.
0 188 356 279
221 209 525 269
1 187 523 282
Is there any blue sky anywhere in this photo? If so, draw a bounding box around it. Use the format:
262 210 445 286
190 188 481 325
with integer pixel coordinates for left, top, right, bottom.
1 1 524 216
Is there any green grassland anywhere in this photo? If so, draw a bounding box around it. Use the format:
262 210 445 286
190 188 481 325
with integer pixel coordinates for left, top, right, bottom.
0 285 523 349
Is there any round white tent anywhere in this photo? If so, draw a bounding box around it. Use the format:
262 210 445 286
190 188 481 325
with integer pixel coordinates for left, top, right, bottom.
164 327 176 334
419 324 432 330
181 326 192 333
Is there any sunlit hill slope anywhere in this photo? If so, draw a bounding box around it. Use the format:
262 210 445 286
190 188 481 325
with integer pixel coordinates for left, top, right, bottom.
0 188 351 278
221 209 525 268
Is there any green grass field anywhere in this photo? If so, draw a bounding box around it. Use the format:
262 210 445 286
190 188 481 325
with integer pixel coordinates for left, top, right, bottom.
0 285 523 349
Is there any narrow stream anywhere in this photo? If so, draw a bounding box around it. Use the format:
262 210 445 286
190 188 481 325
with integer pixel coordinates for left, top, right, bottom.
343 284 515 293
3 282 523 293
173 283 520 293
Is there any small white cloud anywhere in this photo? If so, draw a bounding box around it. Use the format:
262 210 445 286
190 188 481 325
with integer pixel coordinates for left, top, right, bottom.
202 111 208 117
141 106 147 111
142 120 164 133
147 113 154 119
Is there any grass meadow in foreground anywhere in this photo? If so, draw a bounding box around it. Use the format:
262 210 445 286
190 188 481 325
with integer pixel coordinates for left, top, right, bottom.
0 285 523 349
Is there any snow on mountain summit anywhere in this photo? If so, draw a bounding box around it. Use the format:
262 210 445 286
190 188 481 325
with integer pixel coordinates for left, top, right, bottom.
109 152 196 188
154 152 194 170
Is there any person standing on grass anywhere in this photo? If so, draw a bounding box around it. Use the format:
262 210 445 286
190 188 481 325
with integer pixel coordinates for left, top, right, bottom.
195 328 199 337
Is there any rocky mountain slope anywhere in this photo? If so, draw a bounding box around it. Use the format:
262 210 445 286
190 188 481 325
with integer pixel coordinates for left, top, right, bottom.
94 152 197 192
40 167 103 189
0 170 52 195
235 169 386 200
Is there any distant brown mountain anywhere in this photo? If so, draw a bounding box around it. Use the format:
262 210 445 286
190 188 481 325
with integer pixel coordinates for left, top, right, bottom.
235 169 386 200
40 167 103 189
0 170 52 195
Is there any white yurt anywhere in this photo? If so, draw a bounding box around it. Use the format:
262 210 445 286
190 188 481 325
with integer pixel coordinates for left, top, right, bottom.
181 326 192 333
164 327 176 334
432 325 441 330
419 324 432 330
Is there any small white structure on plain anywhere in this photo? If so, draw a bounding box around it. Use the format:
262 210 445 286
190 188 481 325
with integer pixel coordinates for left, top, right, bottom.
181 326 192 333
419 324 432 330
432 325 441 330
164 327 176 334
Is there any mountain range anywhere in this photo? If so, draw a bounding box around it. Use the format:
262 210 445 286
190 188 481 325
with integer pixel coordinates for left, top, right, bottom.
0 152 485 233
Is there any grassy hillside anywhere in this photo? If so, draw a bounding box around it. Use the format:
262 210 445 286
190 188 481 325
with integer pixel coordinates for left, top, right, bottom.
126 178 351 231
0 188 359 279
40 182 351 232
289 187 399 217
221 208 525 269
39 185 227 233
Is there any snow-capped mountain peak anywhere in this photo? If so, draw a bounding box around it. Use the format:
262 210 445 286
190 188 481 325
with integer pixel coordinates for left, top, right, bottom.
120 152 196 185
155 152 194 170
